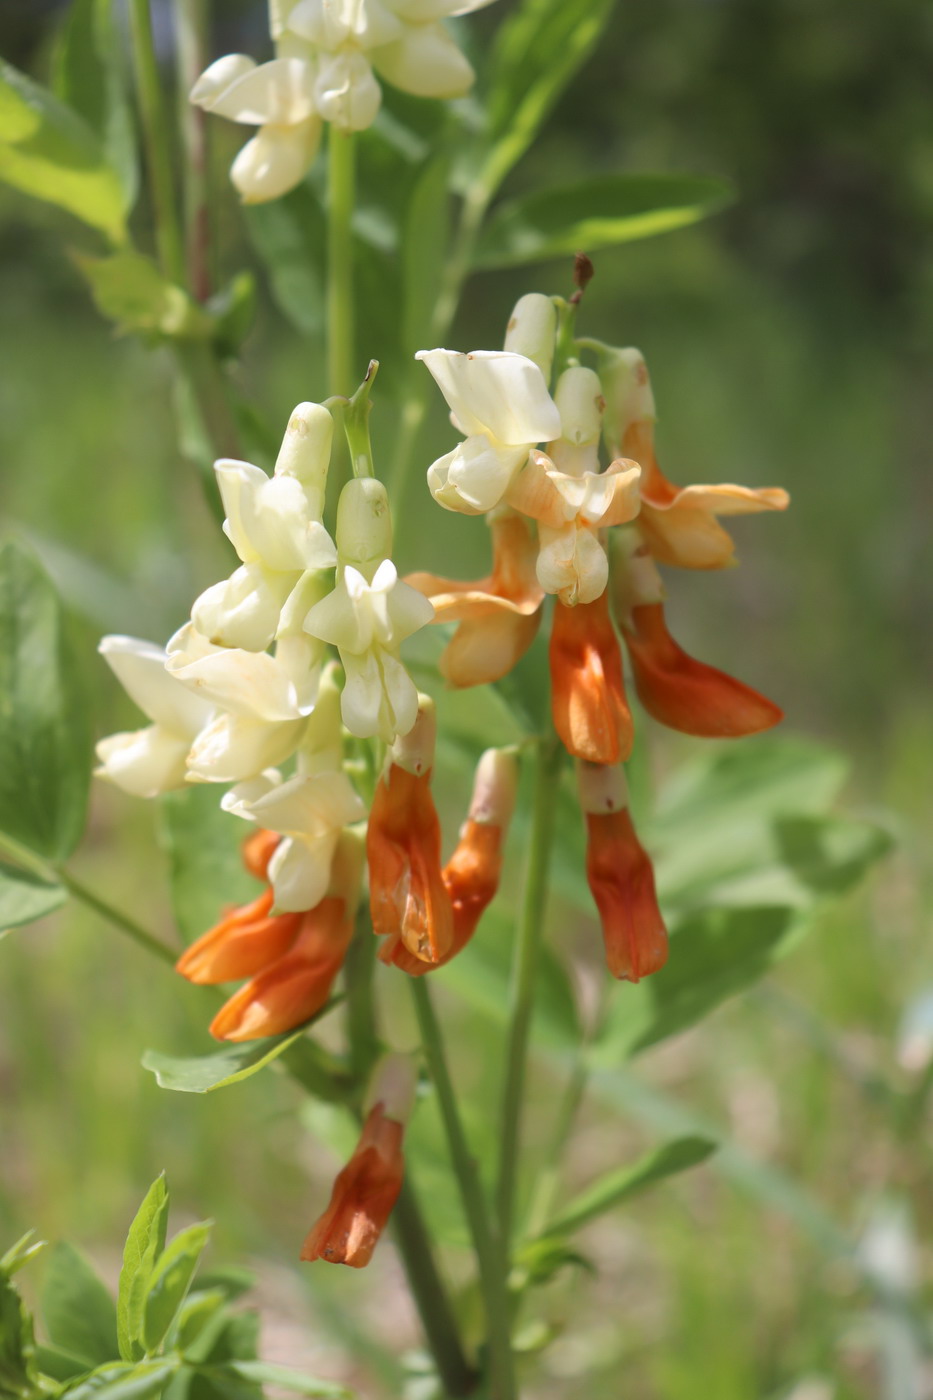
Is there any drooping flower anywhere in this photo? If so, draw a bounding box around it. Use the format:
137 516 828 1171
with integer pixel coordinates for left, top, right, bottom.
95 636 213 798
404 510 544 687
549 589 633 765
611 529 783 737
601 347 789 571
367 698 454 965
578 760 667 982
301 1052 415 1267
417 349 561 515
383 746 517 975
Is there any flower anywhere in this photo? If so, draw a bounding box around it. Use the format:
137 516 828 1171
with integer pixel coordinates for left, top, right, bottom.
417 349 561 515
366 699 454 964
602 347 789 571
190 54 323 203
404 510 544 686
95 636 213 798
578 761 668 982
301 1053 415 1267
549 589 633 765
190 403 337 652
383 747 517 975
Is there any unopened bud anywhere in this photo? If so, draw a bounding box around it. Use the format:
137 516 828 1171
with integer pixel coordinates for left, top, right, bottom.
274 403 334 511
553 367 604 446
335 477 392 578
503 293 558 383
364 1051 417 1125
597 347 656 458
389 694 436 776
610 527 665 622
468 749 518 828
577 759 629 815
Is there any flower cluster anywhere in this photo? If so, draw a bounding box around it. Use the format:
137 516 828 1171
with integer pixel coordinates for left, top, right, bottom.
191 0 495 202
409 291 789 981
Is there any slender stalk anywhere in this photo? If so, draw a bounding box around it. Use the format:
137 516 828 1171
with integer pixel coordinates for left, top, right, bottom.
495 736 563 1251
326 129 356 398
523 1055 589 1240
128 0 185 285
172 0 211 301
393 1180 479 1398
410 979 516 1400
57 869 179 966
342 910 379 1082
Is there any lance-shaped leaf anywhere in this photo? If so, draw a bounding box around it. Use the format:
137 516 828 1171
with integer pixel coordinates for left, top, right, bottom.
0 1273 40 1397
537 1136 718 1239
51 0 137 209
42 1241 118 1368
142 1032 310 1095
1 1231 46 1277
143 1221 212 1354
225 1361 354 1398
117 1177 169 1363
0 864 67 936
0 58 127 241
62 1360 181 1400
0 543 91 861
475 173 734 270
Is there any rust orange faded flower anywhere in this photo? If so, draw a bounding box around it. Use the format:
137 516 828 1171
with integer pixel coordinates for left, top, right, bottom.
578 761 667 982
367 698 454 965
549 589 633 765
405 510 544 687
301 1054 414 1268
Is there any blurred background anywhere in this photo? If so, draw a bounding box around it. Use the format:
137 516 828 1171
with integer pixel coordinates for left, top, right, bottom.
1 1 931 1396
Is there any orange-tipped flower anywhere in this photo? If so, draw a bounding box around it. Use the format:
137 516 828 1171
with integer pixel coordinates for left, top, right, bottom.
383 748 517 976
176 887 304 985
549 589 633 764
579 761 668 982
367 699 454 965
404 510 544 687
241 826 281 880
301 1054 414 1268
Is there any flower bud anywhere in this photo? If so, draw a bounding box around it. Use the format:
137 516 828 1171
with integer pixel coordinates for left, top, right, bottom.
596 346 656 459
364 1052 418 1124
610 527 665 624
503 293 557 382
389 695 436 776
335 477 392 579
468 748 518 828
550 366 604 475
576 758 629 815
274 402 333 512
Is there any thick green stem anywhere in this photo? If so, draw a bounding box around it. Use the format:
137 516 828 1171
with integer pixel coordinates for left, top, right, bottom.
128 0 185 285
393 1180 479 1398
410 979 516 1400
327 129 356 398
495 737 563 1252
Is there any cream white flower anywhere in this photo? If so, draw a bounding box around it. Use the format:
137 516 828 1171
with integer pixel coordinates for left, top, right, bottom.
191 403 337 652
95 637 212 798
303 559 434 742
190 54 323 203
417 349 561 514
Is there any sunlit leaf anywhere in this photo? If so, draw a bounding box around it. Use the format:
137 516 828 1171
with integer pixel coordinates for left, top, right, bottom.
0 863 66 935
143 1222 212 1354
75 251 205 338
142 1031 310 1095
538 1136 717 1238
62 1360 180 1400
117 1177 169 1363
51 0 137 209
1 1231 46 1277
226 1360 353 1398
0 543 91 861
42 1242 118 1368
476 173 733 269
0 58 127 241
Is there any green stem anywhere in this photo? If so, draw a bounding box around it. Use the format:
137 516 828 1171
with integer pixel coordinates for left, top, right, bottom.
392 1180 479 1398
495 736 563 1252
342 908 379 1082
128 0 186 285
172 0 211 301
327 129 356 398
410 979 516 1400
57 869 179 966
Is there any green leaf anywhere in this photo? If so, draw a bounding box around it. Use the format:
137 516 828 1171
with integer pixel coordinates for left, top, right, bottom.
538 1136 718 1239
35 1343 93 1383
596 905 805 1060
0 863 67 936
51 0 137 209
0 542 91 861
475 0 615 194
512 1237 595 1289
159 786 259 945
62 1360 180 1400
0 59 127 242
142 1025 326 1095
143 1222 212 1355
42 1242 118 1367
402 153 450 352
1 1231 46 1277
75 251 205 339
243 187 325 337
117 1177 169 1363
475 173 734 270
226 1361 353 1399
0 1272 40 1397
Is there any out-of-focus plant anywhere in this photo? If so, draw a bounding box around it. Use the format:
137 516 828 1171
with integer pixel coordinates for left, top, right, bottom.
0 1 900 1397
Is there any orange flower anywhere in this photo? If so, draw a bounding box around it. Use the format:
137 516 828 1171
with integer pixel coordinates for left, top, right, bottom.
578 761 667 982
367 699 454 965
404 510 544 687
549 589 633 764
241 826 281 880
382 749 517 976
301 1054 414 1269
175 887 304 984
